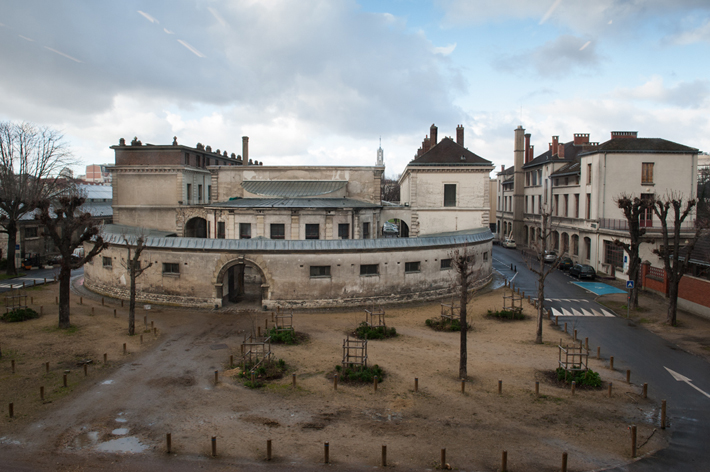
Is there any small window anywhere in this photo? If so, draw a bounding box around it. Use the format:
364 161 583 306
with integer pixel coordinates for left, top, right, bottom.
186 183 191 203
270 223 285 239
163 263 179 275
240 223 251 239
198 184 203 202
306 224 320 240
440 258 452 270
587 163 592 184
360 264 378 276
483 252 488 261
642 163 654 184
24 227 38 238
310 266 331 278
362 222 370 239
404 261 421 273
208 185 212 202
338 223 350 239
217 221 226 239
444 184 456 207
103 257 112 268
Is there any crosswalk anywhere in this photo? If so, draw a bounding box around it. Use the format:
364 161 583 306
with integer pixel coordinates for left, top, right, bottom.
0 278 51 290
541 299 616 318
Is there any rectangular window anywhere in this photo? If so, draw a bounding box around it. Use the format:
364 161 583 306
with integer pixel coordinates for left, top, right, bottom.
186 184 191 203
305 224 320 240
404 261 421 273
573 236 579 256
538 196 542 212
102 257 112 268
554 195 559 216
526 172 530 186
24 227 38 238
163 262 180 275
217 221 225 239
198 184 203 202
310 266 331 278
270 223 285 239
564 194 569 217
208 185 212 202
586 194 591 219
239 223 251 239
532 172 537 186
440 258 452 270
338 223 350 239
585 237 591 260
360 264 378 276
642 163 654 184
538 169 542 186
574 194 580 218
587 163 592 184
362 222 370 239
483 251 488 261
604 240 624 268
444 184 457 207
525 196 528 213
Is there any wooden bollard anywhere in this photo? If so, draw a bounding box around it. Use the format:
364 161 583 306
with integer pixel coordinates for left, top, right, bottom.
571 380 576 395
661 400 666 429
83 364 88 376
564 322 567 334
40 386 44 401
626 369 631 384
292 373 296 387
597 346 600 359
258 326 261 337
266 439 272 461
80 297 82 304
414 378 418 392
374 375 378 392
11 359 15 374
382 445 387 467
461 379 465 393
501 450 508 472
610 356 614 370
8 403 13 418
561 452 568 472
63 374 67 387
154 327 157 336
40 306 43 315
535 381 539 397
441 448 446 469
643 383 648 399
324 442 330 463
230 355 234 367
214 370 219 385
630 425 637 458
113 309 116 318
585 337 589 350
103 353 107 364
167 433 172 453
498 379 502 395
211 436 217 456
140 335 143 344
102 297 104 306
334 374 338 390
573 329 577 342
45 362 49 373
608 382 613 397
144 315 147 326
121 300 124 307
91 307 94 316
123 343 127 354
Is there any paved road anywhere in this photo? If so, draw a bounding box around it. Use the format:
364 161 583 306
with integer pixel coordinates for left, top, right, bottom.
0 267 83 294
493 246 710 471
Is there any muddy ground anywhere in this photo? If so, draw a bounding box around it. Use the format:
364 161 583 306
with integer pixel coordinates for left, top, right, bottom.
0 279 665 471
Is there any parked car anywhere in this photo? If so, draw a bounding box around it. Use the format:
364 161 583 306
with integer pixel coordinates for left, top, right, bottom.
569 264 596 280
543 250 557 263
502 238 516 249
558 257 574 270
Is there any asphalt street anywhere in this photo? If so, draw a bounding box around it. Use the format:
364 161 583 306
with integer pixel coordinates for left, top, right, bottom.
0 267 83 295
493 246 710 471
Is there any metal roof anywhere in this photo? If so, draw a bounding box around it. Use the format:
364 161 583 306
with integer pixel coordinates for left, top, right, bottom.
101 227 492 252
241 180 347 197
212 198 380 209
101 224 177 238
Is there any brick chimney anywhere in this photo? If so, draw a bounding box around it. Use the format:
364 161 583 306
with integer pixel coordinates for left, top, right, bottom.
611 131 638 139
456 125 464 146
573 133 590 145
524 133 531 163
558 143 565 159
242 136 249 164
430 124 438 146
552 136 559 157
422 136 431 153
501 164 505 172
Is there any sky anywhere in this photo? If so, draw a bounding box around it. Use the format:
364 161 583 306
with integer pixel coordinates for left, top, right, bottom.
1 0 709 179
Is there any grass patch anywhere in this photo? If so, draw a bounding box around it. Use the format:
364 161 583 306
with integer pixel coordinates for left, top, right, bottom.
267 327 308 345
0 273 25 281
1 307 40 323
555 367 602 388
239 358 288 389
353 322 397 340
334 364 385 384
42 324 80 335
425 317 472 332
486 309 525 321
638 317 654 324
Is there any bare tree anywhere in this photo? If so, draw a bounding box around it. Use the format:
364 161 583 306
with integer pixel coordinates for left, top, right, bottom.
381 176 400 203
613 194 652 310
121 234 153 336
0 122 71 275
651 193 706 326
36 195 107 329
524 208 565 344
450 244 480 379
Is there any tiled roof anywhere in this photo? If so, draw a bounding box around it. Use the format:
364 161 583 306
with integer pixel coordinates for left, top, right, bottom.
550 160 581 177
523 141 583 169
580 138 698 155
212 198 380 209
407 137 492 167
241 180 347 197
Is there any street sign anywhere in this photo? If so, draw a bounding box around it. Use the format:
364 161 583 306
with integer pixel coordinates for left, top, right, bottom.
626 280 634 289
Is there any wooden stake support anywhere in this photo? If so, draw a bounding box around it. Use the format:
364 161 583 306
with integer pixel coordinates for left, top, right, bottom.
11 359 15 374
461 379 465 394
414 378 418 393
608 382 613 397
661 400 666 429
643 383 648 399
626 369 631 384
382 445 387 467
374 376 378 392
214 370 219 385
40 386 44 401
324 441 329 463
63 374 67 387
103 353 107 364
84 364 88 376
441 448 446 469
561 452 568 472
498 379 502 395
610 356 614 370
211 436 217 456
292 373 296 388
571 380 576 395
630 425 637 458
597 346 600 359
123 343 127 354
535 381 539 397
8 403 13 418
334 374 338 390
501 450 508 472
167 433 171 453
266 439 272 461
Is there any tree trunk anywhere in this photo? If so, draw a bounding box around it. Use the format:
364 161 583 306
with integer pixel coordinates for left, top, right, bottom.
5 220 18 276
535 281 545 344
459 279 468 379
129 266 136 336
58 263 72 329
667 274 679 326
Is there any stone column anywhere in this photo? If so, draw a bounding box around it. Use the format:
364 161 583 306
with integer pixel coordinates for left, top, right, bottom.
290 213 299 240
325 214 334 240
256 214 265 238
353 211 360 239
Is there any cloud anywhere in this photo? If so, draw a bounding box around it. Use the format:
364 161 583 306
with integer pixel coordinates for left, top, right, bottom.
137 11 159 24
612 76 710 108
666 18 710 45
177 40 206 58
433 43 457 55
492 34 601 77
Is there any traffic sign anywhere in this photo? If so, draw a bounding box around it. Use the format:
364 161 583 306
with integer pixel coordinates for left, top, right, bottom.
626 280 634 289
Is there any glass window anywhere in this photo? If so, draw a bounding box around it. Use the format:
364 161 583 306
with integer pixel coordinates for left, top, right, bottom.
444 184 456 207
584 237 591 260
271 224 285 240
362 222 370 239
310 266 331 277
24 227 38 238
217 221 225 239
404 261 421 273
642 163 654 184
338 223 350 239
604 240 623 268
587 163 592 184
239 223 251 239
574 194 580 218
586 194 591 219
440 258 452 270
305 224 320 240
186 183 191 203
198 184 202 202
360 264 378 276
163 263 180 274
102 257 112 268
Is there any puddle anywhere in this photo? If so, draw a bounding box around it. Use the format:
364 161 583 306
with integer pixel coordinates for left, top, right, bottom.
112 428 129 435
72 431 99 449
101 380 114 385
95 436 149 453
115 418 128 423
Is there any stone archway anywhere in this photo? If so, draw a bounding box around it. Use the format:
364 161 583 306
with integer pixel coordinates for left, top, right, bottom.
214 256 269 307
185 217 207 238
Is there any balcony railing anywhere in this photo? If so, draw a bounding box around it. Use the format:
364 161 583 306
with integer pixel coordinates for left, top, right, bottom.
598 218 696 232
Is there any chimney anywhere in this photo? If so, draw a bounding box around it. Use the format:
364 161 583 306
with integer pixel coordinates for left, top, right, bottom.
524 133 531 163
573 133 590 145
558 143 565 159
501 164 505 172
611 131 638 140
430 124 438 146
552 136 559 157
422 136 431 153
242 136 249 164
456 125 464 146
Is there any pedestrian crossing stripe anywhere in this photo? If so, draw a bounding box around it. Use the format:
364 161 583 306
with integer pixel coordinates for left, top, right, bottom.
551 307 616 318
544 298 591 303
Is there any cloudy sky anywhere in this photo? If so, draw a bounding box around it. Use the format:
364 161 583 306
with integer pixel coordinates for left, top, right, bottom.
1 0 709 178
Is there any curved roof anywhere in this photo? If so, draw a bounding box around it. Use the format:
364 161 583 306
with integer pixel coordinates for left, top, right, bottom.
213 198 380 209
241 180 347 197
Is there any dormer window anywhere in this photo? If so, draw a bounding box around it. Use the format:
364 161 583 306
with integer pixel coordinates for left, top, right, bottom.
460 155 466 161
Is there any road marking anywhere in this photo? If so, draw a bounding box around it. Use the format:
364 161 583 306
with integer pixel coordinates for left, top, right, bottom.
602 309 616 317
552 308 563 318
665 367 710 399
571 307 584 317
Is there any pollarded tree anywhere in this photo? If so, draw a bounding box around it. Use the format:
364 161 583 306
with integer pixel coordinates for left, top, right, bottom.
0 122 71 275
121 234 153 336
613 194 652 310
450 244 481 379
37 195 107 329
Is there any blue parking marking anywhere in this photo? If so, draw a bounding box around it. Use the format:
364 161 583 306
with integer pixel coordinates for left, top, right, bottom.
571 281 626 295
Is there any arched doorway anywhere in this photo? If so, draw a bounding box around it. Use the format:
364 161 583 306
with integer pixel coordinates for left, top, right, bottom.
552 231 560 251
217 259 265 306
185 217 207 238
562 233 569 254
386 218 409 238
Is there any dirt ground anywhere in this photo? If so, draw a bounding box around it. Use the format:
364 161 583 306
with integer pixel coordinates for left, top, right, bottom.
0 279 666 471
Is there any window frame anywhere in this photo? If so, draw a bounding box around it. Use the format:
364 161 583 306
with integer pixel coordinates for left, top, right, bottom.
239 223 252 239
359 264 379 276
270 223 285 240
338 223 350 240
443 184 457 207
440 258 452 270
217 221 226 239
362 222 370 239
309 265 331 278
102 256 112 268
642 162 654 185
162 262 180 275
404 261 421 273
24 227 38 239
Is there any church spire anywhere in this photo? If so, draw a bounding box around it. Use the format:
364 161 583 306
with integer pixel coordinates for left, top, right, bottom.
376 137 384 167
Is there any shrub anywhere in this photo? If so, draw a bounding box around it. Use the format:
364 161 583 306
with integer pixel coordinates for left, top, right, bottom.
336 364 385 384
354 322 397 340
425 317 472 332
1 307 40 323
555 367 602 387
486 309 525 321
238 358 288 388
268 327 297 344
